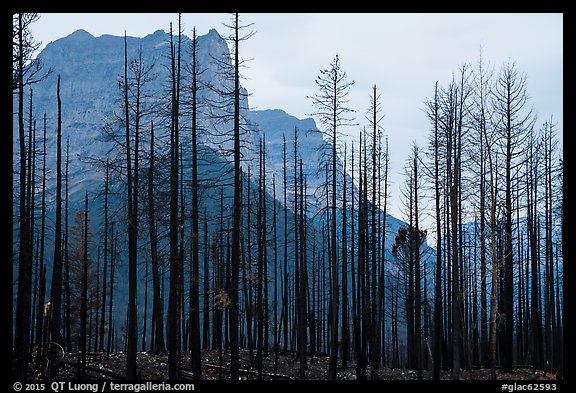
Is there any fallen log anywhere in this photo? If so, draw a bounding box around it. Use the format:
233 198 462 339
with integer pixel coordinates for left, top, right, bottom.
60 360 126 380
183 363 295 380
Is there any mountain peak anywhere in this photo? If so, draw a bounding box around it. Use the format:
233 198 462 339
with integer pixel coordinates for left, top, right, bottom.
207 28 222 38
66 29 94 40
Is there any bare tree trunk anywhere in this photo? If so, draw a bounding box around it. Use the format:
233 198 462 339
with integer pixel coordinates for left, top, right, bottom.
413 147 423 380
379 136 389 368
80 193 89 377
256 140 265 379
273 175 278 358
229 13 242 380
341 144 349 369
543 122 557 374
168 18 182 380
48 74 63 378
189 27 202 379
203 211 210 350
298 158 308 378
123 32 137 380
264 153 270 358
99 164 109 352
350 142 358 374
502 98 514 374
107 223 116 356
62 138 72 352
527 140 543 372
147 122 165 354
482 113 499 380
282 135 289 355
407 168 415 371
369 86 380 378
143 255 148 353
244 167 254 365
431 83 443 380
15 17 31 378
26 96 35 351
449 81 461 380
34 114 48 368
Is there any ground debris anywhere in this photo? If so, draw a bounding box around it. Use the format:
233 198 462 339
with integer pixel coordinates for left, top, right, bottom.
31 350 559 381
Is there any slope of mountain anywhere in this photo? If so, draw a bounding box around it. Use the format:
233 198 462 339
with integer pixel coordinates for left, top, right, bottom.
250 108 412 251
13 27 253 205
14 27 423 251
13 28 432 333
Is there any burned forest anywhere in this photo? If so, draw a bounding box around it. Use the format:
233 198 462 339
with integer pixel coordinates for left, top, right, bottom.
11 13 563 384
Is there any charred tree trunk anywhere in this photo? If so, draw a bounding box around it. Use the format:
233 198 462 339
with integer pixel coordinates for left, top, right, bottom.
99 164 109 352
230 13 242 380
80 193 89 377
341 144 349 369
413 147 423 380
48 75 63 378
123 32 137 380
189 27 202 379
15 18 31 378
147 121 165 354
432 83 443 380
107 223 116 356
168 19 182 380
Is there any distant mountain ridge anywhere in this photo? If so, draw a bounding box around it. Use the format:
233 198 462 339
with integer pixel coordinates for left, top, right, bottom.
14 28 415 243
13 27 434 339
13 29 434 298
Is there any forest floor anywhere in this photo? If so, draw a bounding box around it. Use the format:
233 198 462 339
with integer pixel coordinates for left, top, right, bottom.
37 349 559 381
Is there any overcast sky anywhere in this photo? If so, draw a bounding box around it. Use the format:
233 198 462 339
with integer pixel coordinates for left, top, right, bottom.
30 13 563 226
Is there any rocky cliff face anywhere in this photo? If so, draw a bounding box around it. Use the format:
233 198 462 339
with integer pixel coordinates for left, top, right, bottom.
13 26 429 278
14 28 246 202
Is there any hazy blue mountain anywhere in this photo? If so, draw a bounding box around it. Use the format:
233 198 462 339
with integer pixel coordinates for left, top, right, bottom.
13 28 432 336
14 27 252 206
14 27 423 255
